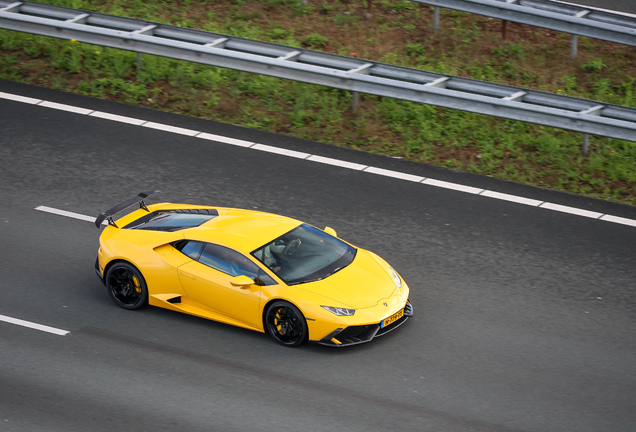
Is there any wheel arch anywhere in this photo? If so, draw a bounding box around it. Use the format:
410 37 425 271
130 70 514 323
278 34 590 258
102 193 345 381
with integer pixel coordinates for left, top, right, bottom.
261 298 304 331
103 258 141 281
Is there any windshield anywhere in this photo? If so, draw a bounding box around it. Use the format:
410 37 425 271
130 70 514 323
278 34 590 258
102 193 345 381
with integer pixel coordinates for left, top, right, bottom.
251 224 356 285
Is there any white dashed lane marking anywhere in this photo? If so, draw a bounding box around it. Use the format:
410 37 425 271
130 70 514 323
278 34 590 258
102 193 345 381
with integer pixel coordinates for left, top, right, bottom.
0 313 70 336
35 205 106 225
0 90 634 228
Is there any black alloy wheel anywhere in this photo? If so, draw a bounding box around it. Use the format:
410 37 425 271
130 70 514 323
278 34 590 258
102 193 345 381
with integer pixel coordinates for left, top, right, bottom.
105 262 148 310
265 301 308 347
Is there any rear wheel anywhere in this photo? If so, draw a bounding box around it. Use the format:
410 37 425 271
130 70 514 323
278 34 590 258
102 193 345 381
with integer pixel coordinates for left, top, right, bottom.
265 301 308 347
105 262 148 310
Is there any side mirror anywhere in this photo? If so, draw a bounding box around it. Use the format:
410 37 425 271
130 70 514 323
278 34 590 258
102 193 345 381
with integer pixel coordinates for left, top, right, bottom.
324 226 337 237
230 275 255 289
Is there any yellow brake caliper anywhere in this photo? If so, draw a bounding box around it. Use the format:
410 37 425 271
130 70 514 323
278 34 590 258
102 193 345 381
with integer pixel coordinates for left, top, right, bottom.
132 275 141 294
275 308 283 334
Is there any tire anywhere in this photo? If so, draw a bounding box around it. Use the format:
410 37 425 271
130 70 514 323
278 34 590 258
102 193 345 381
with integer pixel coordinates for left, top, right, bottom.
105 262 148 310
265 301 308 347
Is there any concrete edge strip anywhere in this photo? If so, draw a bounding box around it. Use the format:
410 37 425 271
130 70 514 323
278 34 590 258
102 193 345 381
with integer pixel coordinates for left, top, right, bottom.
2 90 633 228
0 313 70 336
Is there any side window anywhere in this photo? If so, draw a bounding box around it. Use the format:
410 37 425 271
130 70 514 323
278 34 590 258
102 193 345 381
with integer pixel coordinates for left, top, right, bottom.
255 269 277 287
199 244 276 285
199 244 238 275
175 240 204 260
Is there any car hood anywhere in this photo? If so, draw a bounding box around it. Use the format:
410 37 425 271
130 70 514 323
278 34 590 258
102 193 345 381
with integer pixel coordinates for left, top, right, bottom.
298 249 397 309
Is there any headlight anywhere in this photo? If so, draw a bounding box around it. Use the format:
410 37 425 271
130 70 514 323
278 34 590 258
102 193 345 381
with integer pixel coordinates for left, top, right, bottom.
321 306 355 316
390 267 402 288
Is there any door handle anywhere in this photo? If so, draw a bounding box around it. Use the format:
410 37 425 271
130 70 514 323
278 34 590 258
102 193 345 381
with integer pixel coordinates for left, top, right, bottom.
180 271 195 280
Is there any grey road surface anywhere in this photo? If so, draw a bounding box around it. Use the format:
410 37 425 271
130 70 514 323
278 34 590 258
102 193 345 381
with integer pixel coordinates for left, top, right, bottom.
1 80 635 432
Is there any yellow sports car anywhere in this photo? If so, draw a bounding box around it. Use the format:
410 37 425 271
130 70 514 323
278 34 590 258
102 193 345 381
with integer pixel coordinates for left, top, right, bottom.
95 191 412 347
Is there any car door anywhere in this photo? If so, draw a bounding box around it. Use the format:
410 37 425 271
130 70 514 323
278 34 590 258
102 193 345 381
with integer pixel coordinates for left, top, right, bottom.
177 242 276 328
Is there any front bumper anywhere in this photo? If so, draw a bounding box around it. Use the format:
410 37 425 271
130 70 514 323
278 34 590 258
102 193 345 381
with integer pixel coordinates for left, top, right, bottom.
318 301 413 347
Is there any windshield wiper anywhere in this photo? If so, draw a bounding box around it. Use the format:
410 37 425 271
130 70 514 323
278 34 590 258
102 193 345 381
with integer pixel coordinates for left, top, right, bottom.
324 265 347 278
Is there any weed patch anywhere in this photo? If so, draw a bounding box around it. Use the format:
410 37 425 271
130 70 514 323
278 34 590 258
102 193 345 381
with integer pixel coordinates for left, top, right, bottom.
0 0 634 205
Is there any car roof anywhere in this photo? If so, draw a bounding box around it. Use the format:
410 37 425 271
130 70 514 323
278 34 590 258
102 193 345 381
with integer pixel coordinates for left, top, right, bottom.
169 206 302 253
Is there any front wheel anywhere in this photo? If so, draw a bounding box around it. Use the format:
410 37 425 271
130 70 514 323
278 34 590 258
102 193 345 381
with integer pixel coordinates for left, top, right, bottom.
265 301 308 347
105 262 148 310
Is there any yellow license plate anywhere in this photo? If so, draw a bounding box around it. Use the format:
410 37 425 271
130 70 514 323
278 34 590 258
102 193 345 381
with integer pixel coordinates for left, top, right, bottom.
381 308 404 328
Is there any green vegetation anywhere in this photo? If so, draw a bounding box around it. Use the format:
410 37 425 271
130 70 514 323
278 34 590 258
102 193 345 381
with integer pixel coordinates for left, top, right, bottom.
1 0 635 205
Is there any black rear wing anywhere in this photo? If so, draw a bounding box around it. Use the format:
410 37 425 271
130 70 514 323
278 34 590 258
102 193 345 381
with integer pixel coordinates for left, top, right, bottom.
95 190 161 228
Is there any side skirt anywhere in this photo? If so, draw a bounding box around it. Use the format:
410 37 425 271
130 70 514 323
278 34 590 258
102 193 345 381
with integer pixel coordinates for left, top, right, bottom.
149 294 265 333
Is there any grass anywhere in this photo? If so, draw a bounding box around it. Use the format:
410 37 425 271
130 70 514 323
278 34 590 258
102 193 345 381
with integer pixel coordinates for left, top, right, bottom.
1 0 635 205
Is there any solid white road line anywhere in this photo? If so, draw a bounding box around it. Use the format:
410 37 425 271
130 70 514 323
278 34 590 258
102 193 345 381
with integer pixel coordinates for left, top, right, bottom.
539 202 603 219
196 132 254 147
38 100 94 115
422 178 483 194
363 166 425 183
143 121 200 136
35 205 103 224
600 214 636 227
1 89 634 228
0 313 69 336
90 111 147 126
307 155 367 170
480 190 543 207
252 143 311 159
0 91 42 104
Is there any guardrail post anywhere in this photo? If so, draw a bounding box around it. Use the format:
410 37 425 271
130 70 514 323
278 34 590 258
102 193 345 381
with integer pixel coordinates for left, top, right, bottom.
571 10 591 61
352 91 360 112
502 20 508 41
348 63 373 113
137 52 143 69
582 133 590 155
433 7 439 34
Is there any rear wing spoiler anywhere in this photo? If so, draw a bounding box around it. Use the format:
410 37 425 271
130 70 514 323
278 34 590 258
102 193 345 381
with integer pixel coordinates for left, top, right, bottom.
95 190 161 228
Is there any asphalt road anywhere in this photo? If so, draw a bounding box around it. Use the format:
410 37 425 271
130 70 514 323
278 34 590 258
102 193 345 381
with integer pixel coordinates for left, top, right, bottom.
1 79 635 432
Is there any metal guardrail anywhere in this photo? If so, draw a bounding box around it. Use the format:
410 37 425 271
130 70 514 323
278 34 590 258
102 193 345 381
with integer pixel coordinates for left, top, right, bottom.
416 0 636 47
0 0 635 144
